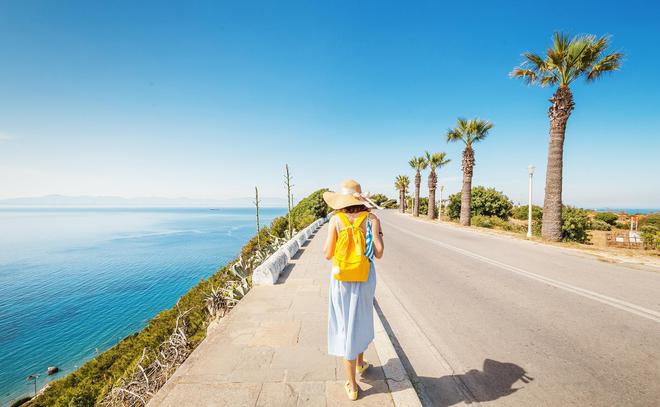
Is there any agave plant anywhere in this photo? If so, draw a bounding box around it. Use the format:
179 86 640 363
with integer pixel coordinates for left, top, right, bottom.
204 284 229 318
220 279 250 309
229 256 252 280
250 248 271 268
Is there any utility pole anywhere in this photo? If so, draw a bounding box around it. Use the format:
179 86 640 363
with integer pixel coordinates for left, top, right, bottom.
439 185 445 219
527 165 535 238
254 186 261 249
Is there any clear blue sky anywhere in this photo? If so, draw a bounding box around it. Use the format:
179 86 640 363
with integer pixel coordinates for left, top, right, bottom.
1 1 658 207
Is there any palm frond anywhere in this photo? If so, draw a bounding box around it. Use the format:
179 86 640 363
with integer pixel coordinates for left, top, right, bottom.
447 117 469 144
587 51 623 81
512 31 622 88
510 67 538 84
468 118 494 143
426 151 450 170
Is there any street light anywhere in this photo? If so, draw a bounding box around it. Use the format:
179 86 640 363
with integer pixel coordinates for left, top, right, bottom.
527 165 535 238
26 374 39 397
439 185 445 218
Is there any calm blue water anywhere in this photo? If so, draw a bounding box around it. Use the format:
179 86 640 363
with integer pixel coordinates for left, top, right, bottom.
0 207 285 404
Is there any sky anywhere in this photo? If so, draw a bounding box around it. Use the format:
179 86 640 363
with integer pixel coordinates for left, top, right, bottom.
0 0 658 208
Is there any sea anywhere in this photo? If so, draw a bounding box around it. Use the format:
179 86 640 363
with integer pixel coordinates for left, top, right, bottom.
0 207 285 404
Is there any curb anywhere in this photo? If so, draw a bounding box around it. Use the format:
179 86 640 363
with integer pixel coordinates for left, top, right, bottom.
372 307 424 407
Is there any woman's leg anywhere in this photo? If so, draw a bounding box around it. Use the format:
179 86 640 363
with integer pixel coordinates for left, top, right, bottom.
357 352 364 368
343 359 358 390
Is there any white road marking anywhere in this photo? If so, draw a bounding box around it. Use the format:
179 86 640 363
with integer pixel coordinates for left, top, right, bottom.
384 220 660 324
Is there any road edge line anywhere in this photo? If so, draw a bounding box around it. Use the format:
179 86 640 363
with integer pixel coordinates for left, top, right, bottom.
373 306 424 407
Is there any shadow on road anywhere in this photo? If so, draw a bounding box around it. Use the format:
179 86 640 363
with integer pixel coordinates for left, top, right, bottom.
374 300 533 406
410 358 533 407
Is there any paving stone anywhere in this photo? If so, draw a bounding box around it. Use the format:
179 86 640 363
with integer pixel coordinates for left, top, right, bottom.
293 382 327 407
250 320 301 347
256 382 298 407
153 382 262 407
148 223 395 407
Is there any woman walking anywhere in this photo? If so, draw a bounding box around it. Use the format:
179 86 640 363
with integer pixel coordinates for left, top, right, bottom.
323 180 384 401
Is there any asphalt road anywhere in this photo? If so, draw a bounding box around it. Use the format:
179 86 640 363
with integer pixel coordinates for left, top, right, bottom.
374 210 660 406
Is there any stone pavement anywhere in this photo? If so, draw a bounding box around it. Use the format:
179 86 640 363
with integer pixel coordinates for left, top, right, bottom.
148 224 396 407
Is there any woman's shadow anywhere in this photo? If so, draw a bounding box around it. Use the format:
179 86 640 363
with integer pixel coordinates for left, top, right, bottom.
367 358 533 407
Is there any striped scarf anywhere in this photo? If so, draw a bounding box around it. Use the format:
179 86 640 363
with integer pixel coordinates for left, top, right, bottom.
364 219 374 262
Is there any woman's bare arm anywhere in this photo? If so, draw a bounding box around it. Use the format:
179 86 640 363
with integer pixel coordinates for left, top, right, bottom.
370 214 384 259
324 215 338 260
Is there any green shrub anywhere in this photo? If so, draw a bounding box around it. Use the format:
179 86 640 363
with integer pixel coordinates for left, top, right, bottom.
640 225 659 250
469 215 526 233
589 219 612 231
369 194 389 206
370 194 398 209
562 206 591 243
640 213 660 228
447 187 513 220
406 197 428 215
471 215 493 228
381 199 398 209
10 397 31 407
268 216 289 239
594 212 618 225
614 221 629 230
512 205 543 221
290 188 330 231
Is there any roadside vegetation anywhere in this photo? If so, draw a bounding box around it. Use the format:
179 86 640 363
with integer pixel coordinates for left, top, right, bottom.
386 31 659 253
25 189 331 407
511 32 623 241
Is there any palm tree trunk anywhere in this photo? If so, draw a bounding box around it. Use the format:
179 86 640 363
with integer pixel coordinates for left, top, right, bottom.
460 148 474 226
413 172 421 217
542 85 574 241
399 189 404 213
428 170 437 219
428 189 436 219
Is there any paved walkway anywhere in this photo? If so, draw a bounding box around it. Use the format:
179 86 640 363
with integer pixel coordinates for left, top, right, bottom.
149 225 396 406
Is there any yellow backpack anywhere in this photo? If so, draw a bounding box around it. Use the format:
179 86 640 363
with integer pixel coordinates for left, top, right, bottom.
332 212 370 282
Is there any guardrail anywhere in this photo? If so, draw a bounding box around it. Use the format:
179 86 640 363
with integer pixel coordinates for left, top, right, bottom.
252 217 327 285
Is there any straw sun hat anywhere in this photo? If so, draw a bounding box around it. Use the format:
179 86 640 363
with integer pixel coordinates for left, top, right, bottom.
322 180 380 210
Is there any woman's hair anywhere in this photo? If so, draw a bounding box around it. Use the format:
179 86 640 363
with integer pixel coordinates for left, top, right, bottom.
341 204 369 213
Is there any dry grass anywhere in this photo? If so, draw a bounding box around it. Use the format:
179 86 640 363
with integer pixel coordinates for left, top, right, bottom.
397 212 660 269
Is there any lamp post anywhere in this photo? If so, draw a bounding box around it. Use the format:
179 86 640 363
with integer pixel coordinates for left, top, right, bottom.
527 165 535 238
26 374 39 396
439 185 445 219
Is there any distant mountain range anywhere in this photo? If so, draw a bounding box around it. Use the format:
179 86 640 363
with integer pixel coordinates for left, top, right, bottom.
0 194 288 207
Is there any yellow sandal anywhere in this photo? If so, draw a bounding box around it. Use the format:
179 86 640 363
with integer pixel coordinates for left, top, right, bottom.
356 360 370 375
344 381 358 401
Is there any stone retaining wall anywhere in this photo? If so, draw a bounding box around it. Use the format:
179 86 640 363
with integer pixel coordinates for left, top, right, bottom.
252 218 326 285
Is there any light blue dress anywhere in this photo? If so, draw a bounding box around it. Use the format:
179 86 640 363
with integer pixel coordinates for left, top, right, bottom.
328 217 376 361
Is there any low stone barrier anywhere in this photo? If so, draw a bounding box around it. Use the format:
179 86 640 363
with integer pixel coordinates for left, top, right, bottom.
280 239 300 260
252 217 326 285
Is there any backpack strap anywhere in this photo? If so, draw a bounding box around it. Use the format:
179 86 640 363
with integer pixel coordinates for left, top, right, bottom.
352 212 369 228
336 212 351 229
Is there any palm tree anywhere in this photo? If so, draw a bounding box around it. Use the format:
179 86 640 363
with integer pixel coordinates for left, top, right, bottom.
408 156 428 217
511 32 622 241
447 118 494 226
425 151 451 220
394 175 410 213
